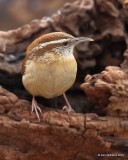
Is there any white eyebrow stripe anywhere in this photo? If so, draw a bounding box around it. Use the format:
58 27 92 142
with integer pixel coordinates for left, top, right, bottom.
31 38 70 53
38 38 69 48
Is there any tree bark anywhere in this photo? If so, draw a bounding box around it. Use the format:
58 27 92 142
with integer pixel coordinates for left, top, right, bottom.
0 86 128 160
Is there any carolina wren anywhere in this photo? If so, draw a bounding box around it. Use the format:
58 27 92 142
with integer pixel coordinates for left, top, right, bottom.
22 32 93 121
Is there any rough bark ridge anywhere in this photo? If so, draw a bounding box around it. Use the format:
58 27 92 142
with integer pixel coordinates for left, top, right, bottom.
0 86 128 160
0 0 128 159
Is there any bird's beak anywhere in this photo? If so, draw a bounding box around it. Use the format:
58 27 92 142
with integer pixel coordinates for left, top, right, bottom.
73 37 94 45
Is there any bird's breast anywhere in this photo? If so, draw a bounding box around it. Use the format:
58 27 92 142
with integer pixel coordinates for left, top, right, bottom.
22 54 77 98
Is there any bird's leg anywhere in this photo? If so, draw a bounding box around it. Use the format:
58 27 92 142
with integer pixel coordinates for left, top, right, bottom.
31 96 42 122
62 93 75 113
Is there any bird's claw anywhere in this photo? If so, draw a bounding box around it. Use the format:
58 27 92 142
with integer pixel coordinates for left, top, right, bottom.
31 97 42 122
62 105 75 115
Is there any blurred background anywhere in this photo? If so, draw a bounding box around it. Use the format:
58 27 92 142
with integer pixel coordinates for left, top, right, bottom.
0 0 74 30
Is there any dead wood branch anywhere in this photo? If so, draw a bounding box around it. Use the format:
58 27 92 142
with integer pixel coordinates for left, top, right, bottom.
0 18 52 53
0 86 128 160
81 49 128 117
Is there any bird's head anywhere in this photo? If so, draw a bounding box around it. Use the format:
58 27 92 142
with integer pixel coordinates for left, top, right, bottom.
26 32 93 58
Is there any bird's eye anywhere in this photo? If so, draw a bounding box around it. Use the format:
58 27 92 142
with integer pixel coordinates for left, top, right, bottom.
63 41 68 46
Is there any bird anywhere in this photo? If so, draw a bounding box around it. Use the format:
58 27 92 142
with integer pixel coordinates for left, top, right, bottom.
22 32 93 121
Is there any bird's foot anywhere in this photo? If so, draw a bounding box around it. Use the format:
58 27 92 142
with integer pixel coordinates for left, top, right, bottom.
62 105 75 114
31 97 42 122
62 93 75 114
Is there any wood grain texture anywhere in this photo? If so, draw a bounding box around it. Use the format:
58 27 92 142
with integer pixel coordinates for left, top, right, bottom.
0 86 128 160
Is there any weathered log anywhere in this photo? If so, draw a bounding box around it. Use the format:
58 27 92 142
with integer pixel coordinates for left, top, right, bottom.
0 86 128 160
81 49 128 117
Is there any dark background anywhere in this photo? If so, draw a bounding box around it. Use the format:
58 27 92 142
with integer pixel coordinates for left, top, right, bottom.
0 0 73 30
